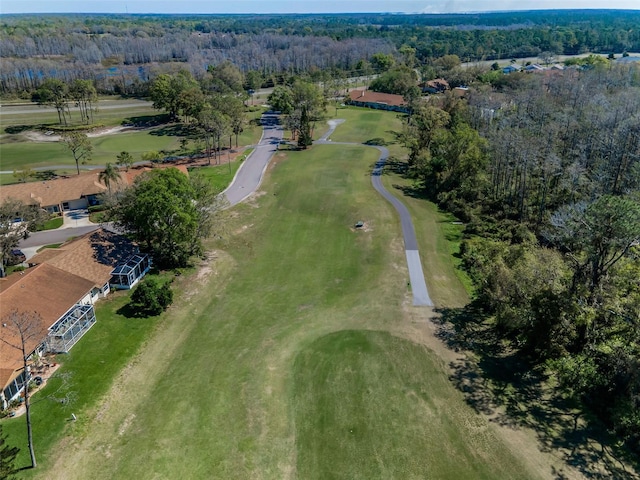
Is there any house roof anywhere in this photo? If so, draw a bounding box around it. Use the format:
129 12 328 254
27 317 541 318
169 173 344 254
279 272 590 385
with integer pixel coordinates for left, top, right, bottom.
118 164 189 186
0 263 94 390
348 89 407 107
420 78 450 90
503 65 521 72
0 171 113 208
28 228 140 288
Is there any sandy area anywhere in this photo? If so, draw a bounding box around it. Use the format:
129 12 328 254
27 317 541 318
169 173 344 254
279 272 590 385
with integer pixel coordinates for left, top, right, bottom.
23 125 139 142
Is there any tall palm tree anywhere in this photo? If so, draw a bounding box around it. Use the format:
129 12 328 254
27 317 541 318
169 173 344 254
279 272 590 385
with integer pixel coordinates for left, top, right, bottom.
99 162 120 194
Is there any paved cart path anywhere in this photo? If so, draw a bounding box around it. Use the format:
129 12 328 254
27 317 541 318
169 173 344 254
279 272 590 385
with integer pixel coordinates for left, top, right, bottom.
315 121 433 307
226 114 432 306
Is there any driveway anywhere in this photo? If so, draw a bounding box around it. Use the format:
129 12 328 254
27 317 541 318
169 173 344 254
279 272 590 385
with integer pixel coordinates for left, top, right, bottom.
18 210 100 260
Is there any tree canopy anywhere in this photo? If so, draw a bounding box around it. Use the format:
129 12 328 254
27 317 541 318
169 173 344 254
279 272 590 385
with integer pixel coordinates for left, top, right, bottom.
111 168 220 268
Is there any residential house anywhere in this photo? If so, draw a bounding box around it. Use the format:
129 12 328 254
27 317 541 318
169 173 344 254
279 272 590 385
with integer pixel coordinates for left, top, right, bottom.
419 78 450 94
524 64 545 72
0 172 113 214
453 86 469 97
28 227 151 295
347 89 409 113
1 228 152 409
0 263 96 409
502 64 522 74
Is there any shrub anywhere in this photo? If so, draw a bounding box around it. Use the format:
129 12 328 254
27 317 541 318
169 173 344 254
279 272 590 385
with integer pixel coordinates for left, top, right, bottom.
364 137 388 146
129 278 173 316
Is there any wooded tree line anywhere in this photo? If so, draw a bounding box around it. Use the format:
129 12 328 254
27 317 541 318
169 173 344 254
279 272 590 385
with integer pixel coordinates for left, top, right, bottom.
399 63 640 453
31 78 97 125
2 11 640 95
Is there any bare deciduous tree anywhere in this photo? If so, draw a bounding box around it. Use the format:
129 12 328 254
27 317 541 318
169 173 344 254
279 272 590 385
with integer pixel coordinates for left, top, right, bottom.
0 310 48 469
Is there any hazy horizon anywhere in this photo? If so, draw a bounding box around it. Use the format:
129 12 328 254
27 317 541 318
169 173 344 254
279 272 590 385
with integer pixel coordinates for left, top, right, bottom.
1 0 639 15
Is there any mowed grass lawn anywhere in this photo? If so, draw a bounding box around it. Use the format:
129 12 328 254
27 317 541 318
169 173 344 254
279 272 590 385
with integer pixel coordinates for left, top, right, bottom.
0 104 263 173
326 106 406 157
0 98 158 133
0 131 179 171
24 143 537 480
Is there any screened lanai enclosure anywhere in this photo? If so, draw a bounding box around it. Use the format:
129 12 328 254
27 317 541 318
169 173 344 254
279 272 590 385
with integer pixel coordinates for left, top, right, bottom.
47 303 97 353
110 254 151 290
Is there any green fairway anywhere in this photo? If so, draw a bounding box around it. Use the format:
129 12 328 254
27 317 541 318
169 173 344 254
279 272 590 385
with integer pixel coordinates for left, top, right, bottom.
0 131 179 171
327 106 404 148
0 102 264 174
294 330 531 480
0 99 159 133
15 143 542 480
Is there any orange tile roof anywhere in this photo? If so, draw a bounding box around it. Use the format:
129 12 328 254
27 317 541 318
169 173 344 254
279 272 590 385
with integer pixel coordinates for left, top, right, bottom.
0 264 94 389
348 89 407 107
421 78 450 90
28 228 140 288
0 171 115 208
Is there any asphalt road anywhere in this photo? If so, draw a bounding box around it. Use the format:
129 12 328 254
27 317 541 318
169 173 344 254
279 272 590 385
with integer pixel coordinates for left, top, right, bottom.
19 225 99 248
223 111 284 206
0 100 153 116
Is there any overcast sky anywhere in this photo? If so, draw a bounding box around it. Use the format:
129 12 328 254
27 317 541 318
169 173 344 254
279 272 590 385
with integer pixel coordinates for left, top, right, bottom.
1 0 638 14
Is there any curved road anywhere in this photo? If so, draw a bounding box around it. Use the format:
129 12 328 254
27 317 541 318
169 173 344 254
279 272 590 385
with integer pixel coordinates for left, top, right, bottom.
316 122 432 307
16 113 432 306
222 111 284 206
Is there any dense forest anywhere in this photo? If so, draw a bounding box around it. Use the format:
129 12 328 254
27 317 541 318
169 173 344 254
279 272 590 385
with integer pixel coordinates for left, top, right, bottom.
394 61 640 457
1 10 640 95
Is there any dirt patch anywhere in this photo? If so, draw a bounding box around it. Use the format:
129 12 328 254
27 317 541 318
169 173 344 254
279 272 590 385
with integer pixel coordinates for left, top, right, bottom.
118 413 136 436
245 190 268 208
350 221 372 233
233 223 254 235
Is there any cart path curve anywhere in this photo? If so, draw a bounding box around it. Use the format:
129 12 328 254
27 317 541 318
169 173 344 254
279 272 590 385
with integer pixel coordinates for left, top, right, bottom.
315 122 432 307
227 113 431 307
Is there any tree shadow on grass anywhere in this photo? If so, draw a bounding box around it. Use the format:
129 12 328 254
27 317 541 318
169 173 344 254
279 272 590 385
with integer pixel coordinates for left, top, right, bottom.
149 124 195 137
33 170 58 181
122 114 170 128
433 303 640 479
116 302 145 319
5 124 36 134
391 182 434 202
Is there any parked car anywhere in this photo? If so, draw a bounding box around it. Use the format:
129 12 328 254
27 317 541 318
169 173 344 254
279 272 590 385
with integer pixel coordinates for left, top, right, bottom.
7 249 26 265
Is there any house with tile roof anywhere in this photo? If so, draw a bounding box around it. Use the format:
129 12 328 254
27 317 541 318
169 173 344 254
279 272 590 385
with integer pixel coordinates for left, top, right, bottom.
0 263 96 409
0 171 114 214
28 227 151 297
0 228 151 409
347 89 409 113
419 78 450 94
